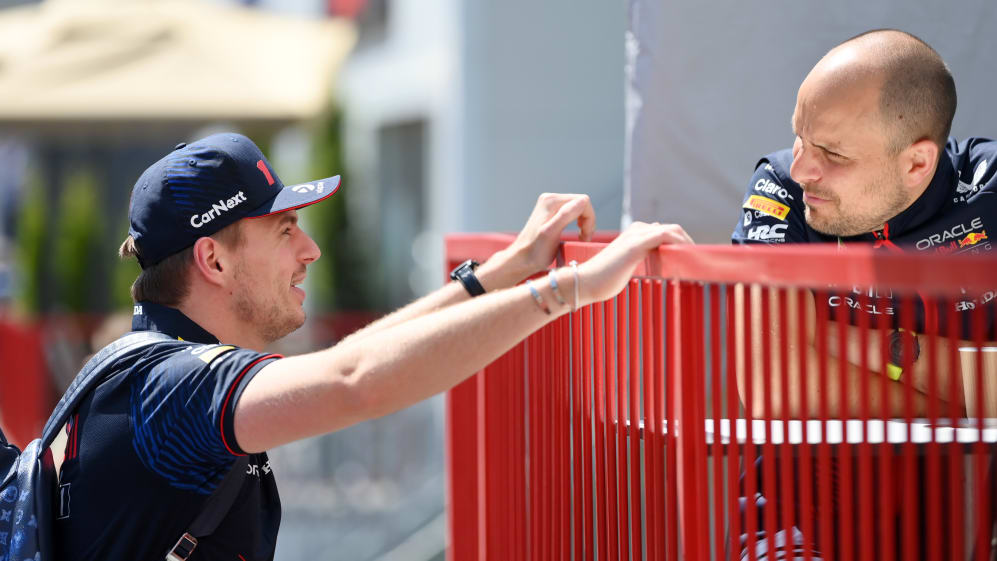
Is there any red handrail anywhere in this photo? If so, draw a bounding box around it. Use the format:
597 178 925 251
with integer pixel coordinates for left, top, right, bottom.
445 234 997 561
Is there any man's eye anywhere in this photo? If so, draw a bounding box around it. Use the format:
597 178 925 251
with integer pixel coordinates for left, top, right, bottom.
282 228 293 236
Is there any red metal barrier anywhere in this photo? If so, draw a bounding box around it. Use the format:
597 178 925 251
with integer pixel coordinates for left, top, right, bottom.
445 235 997 561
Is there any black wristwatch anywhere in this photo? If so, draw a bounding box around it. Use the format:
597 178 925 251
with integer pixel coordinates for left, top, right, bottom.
450 259 486 297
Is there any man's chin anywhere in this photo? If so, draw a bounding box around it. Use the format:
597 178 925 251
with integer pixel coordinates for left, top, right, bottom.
805 207 846 236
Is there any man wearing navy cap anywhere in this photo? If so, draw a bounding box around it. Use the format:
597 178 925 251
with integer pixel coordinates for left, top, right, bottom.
53 132 692 560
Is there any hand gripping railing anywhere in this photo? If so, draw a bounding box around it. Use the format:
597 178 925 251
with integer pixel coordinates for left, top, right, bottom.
445 235 997 561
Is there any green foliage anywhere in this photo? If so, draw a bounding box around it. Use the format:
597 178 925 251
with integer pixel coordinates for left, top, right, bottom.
111 217 141 311
304 110 376 312
52 168 103 313
13 170 46 314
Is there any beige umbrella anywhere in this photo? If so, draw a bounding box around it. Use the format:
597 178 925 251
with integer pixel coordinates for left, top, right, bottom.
0 0 355 123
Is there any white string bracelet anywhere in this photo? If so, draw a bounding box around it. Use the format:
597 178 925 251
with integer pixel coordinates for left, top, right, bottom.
525 279 551 315
547 269 566 307
569 260 579 312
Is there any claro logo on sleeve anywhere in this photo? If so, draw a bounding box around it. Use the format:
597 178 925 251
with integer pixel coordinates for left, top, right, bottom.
743 195 790 221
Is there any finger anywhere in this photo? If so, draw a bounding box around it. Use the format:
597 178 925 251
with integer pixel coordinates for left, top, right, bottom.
544 195 594 238
575 198 596 241
662 224 695 245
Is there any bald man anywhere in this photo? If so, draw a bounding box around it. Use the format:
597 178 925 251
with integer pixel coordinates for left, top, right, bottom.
729 30 997 560
732 29 997 419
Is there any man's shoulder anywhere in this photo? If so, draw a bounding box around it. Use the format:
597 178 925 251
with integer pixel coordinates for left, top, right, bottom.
944 137 997 206
754 147 795 177
746 148 801 194
102 333 269 388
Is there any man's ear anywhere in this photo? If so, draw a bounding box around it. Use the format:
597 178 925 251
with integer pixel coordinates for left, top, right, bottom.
191 237 228 287
901 138 940 189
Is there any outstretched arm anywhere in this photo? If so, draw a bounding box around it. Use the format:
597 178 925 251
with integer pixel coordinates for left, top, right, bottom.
337 193 597 346
234 197 692 453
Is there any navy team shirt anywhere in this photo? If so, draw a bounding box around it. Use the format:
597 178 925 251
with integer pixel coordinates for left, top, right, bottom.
55 302 282 561
732 137 997 338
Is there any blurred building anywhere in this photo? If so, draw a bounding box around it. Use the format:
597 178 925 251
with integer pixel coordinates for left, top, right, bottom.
338 0 626 309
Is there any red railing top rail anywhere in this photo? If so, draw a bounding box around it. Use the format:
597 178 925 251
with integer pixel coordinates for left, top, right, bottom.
445 233 996 294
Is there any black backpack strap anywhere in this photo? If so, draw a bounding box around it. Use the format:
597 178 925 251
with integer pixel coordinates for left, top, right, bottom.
166 457 249 561
40 330 173 451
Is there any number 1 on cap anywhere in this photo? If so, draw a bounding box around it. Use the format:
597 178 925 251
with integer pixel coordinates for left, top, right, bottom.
257 160 275 186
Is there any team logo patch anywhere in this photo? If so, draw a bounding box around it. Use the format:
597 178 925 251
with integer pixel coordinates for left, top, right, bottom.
959 230 988 248
191 345 236 364
743 195 789 221
743 211 752 227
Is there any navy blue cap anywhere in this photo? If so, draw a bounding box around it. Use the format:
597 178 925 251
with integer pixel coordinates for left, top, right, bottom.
127 132 340 268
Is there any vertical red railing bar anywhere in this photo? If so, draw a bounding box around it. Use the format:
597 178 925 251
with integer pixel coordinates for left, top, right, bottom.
506 347 523 561
945 302 964 561
594 302 610 559
922 296 941 561
531 333 542 561
558 315 568 559
794 287 815 561
743 285 759 561
664 281 680 561
545 325 556 561
515 344 527 561
692 283 710 561
615 291 632 561
759 288 779 558
551 319 562 561
559 317 569 561
641 280 657 561
855 292 873 561
776 288 796 558
900 296 918 561
571 310 584 561
675 281 708 561
476 365 489 559
834 299 854 561
528 332 539 561
628 281 643 560
876 300 894 561
581 305 596 561
970 305 991 561
651 280 677 560
607 298 622 560
814 290 834 561
501 354 512 560
527 334 537 561
725 287 743 561
541 329 552 561
710 284 725 561
446 377 479 561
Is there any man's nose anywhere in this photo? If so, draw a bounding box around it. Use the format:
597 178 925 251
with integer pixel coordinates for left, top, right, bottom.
790 144 821 186
299 231 321 264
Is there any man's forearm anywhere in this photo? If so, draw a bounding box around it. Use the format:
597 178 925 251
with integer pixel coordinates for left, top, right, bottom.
338 247 530 347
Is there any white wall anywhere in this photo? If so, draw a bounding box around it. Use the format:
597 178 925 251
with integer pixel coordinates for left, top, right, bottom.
625 0 997 244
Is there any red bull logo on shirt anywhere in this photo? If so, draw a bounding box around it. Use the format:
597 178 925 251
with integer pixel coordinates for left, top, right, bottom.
958 230 988 248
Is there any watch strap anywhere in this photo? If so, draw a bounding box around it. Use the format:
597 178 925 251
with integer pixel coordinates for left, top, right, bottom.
451 260 486 297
